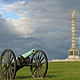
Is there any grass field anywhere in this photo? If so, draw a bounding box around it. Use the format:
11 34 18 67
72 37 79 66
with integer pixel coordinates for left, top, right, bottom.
0 61 80 80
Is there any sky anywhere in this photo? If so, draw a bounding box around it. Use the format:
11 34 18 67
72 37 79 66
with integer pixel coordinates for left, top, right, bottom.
0 0 80 61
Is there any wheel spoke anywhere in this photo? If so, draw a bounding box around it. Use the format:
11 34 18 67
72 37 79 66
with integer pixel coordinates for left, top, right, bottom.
39 68 42 77
10 53 12 59
1 66 5 69
1 61 5 64
37 68 39 78
7 52 9 58
40 57 45 62
33 58 36 62
38 52 39 59
36 53 37 60
10 66 15 70
10 68 14 75
40 68 45 74
32 68 36 74
10 57 13 62
2 56 7 63
4 70 8 78
40 53 42 60
5 53 8 61
9 69 11 79
7 52 10 62
2 68 7 74
41 66 46 69
7 70 9 80
35 69 37 77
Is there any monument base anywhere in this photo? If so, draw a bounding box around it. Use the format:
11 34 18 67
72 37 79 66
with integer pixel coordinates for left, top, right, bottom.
68 47 79 59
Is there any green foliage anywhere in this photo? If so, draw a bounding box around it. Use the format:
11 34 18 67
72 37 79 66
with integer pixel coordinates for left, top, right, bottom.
0 61 80 80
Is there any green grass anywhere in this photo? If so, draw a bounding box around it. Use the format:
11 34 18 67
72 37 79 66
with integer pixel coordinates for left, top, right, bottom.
1 61 80 80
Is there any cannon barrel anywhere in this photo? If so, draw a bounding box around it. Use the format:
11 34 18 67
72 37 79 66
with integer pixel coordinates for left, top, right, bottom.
16 49 36 60
22 49 36 58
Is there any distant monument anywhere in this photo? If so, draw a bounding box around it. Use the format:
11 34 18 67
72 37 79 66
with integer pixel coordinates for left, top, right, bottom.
68 9 79 59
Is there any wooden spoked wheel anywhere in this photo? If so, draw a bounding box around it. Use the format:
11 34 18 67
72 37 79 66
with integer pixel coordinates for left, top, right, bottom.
30 50 48 79
0 49 17 80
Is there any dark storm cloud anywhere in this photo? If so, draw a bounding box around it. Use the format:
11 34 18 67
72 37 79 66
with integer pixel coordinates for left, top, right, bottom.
0 0 80 60
59 0 80 10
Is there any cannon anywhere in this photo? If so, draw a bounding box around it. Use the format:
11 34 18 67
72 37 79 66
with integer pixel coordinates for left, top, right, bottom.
0 49 48 80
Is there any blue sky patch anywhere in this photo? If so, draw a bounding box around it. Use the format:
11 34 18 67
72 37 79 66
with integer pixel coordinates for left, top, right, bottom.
3 12 21 19
1 8 21 19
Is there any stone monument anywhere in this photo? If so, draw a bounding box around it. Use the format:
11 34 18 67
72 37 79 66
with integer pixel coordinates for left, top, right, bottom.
68 9 79 59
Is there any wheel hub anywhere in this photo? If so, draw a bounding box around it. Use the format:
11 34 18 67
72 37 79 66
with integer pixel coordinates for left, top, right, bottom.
36 59 41 67
4 63 7 68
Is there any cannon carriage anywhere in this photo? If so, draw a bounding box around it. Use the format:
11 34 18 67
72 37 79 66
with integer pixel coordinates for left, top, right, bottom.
0 49 48 80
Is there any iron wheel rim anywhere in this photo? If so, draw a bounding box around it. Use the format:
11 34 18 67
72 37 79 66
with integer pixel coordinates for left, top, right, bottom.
0 49 16 80
30 50 48 79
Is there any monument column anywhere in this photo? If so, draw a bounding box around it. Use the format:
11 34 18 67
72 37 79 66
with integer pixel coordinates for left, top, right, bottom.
68 9 79 59
71 17 76 48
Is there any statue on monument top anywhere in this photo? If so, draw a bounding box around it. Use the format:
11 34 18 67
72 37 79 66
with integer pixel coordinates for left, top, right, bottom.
71 9 76 17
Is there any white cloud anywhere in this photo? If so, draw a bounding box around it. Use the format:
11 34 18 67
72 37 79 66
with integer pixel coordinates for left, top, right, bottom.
0 11 3 17
2 0 26 3
28 41 40 46
5 17 39 37
1 0 71 37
